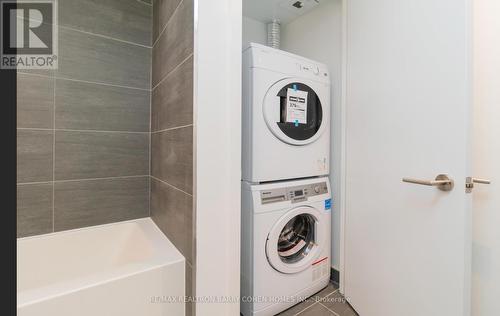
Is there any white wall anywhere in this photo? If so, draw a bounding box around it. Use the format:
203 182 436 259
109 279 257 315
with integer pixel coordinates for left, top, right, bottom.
193 0 241 315
280 0 343 269
242 16 267 48
472 0 500 314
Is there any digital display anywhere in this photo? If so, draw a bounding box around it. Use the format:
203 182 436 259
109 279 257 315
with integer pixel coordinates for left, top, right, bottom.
294 190 303 196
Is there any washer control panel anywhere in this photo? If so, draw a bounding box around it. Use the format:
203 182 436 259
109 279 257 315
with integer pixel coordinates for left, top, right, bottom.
260 182 328 205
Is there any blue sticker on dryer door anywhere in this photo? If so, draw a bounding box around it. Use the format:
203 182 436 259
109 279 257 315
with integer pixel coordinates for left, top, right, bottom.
325 199 332 210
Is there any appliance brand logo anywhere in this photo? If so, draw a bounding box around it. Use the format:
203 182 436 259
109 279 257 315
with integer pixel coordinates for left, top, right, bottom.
1 0 58 69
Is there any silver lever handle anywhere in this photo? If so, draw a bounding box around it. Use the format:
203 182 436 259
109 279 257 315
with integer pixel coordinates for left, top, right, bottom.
466 177 491 193
402 174 454 191
472 178 491 185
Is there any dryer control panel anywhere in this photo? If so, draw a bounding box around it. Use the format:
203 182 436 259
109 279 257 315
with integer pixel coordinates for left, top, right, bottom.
297 63 329 78
260 181 328 204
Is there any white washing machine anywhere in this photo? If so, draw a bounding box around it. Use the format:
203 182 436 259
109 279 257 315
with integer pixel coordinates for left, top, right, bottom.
241 177 332 316
242 43 331 183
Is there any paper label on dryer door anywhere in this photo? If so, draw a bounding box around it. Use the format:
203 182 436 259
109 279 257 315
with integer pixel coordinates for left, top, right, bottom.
286 88 308 124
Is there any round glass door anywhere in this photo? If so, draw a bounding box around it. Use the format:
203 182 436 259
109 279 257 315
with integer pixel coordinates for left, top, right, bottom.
263 79 327 146
266 206 325 274
276 83 323 141
277 214 316 264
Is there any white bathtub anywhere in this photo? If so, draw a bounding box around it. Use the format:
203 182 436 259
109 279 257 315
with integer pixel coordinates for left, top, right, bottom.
17 218 185 316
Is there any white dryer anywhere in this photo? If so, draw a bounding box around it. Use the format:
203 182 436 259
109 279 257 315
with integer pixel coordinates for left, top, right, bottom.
242 43 331 183
241 177 332 316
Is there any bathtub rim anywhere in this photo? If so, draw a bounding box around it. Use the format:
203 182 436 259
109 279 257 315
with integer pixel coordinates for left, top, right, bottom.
17 217 162 241
17 217 186 308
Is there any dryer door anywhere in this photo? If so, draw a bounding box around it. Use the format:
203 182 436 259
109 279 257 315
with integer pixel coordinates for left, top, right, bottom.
266 206 326 274
263 78 327 146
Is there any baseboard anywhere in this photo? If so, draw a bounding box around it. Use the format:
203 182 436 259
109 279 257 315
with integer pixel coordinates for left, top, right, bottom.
330 267 339 284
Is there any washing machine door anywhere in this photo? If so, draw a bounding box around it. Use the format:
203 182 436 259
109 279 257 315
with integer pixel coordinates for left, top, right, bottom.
266 206 326 274
263 78 327 146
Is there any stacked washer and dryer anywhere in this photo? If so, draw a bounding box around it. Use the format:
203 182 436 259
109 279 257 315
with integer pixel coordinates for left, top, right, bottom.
241 43 332 316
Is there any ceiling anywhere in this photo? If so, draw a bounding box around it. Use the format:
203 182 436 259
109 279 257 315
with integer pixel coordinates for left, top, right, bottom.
243 0 322 24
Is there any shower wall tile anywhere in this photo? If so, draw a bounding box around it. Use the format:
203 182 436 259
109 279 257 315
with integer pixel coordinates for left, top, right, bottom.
150 178 193 264
55 79 150 132
151 0 194 306
152 0 159 42
158 0 182 33
153 0 182 43
16 0 152 238
152 0 193 86
17 73 54 129
55 131 149 180
17 68 54 78
59 0 152 46
58 28 151 89
152 56 193 131
17 183 53 238
17 130 53 183
16 11 54 78
151 127 193 194
54 177 149 231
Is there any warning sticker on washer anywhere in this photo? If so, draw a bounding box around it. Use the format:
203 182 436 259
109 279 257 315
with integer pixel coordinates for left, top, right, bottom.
325 199 332 211
312 257 329 281
286 88 308 124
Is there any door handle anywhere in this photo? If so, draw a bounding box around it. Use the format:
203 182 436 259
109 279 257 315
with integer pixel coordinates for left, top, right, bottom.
402 174 454 192
465 177 491 193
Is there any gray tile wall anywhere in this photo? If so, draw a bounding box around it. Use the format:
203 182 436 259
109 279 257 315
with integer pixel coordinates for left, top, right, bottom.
17 0 195 309
17 0 152 238
150 0 194 314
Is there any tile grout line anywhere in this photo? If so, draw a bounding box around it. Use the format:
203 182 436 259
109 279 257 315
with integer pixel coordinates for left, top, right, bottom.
318 289 339 301
293 288 339 315
151 52 193 91
55 175 150 183
148 4 153 217
152 0 185 48
151 124 193 134
150 176 193 197
136 0 152 7
317 289 341 316
294 301 319 316
17 181 53 186
59 24 152 49
52 73 56 232
16 16 152 49
17 72 150 92
318 302 341 316
17 175 150 186
17 128 149 134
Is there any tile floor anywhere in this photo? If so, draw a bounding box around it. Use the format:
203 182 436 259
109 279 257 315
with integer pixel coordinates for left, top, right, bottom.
277 282 358 316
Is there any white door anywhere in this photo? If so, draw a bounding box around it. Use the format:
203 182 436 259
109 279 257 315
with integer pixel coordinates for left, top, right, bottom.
471 0 499 314
343 0 472 315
